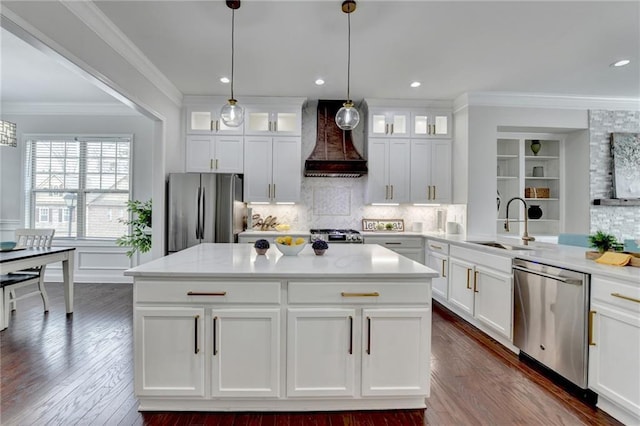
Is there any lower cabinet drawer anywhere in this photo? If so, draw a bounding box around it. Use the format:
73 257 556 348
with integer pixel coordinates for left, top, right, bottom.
135 280 281 304
288 281 430 304
591 276 640 313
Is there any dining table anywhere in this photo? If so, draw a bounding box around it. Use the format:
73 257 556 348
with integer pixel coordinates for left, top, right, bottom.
0 247 76 330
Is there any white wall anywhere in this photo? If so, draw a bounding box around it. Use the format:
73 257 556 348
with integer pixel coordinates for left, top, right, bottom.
564 129 590 233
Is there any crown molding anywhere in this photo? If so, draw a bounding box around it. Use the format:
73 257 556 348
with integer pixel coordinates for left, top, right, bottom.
60 1 183 108
2 102 141 116
454 92 640 113
364 98 453 109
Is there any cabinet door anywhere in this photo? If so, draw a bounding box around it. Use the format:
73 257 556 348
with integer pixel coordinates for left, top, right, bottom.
211 309 280 397
134 307 205 397
411 111 450 138
361 308 430 396
366 139 390 203
427 251 448 301
244 137 273 202
448 257 475 315
287 308 356 397
215 136 244 173
368 110 409 137
430 139 452 203
245 107 301 135
186 135 214 172
410 140 431 203
273 109 301 135
388 140 410 203
272 137 301 202
473 266 513 339
186 105 243 135
589 303 640 417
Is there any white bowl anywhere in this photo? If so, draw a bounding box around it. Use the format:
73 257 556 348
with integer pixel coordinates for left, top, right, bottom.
275 242 306 256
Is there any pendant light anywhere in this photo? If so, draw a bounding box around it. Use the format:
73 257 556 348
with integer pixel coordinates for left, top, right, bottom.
335 0 360 131
220 0 244 127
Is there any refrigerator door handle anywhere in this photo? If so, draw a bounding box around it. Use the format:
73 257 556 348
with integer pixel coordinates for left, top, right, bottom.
201 186 206 239
196 186 202 239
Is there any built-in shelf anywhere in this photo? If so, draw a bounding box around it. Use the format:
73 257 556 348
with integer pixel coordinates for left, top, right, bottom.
497 154 518 159
525 198 559 201
524 155 559 160
525 177 559 180
498 176 518 180
593 198 640 206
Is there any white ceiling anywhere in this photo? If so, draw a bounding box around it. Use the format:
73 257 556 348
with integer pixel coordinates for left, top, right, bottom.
2 1 640 105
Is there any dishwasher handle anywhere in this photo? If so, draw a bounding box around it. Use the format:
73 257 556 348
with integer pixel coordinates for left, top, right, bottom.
512 265 583 285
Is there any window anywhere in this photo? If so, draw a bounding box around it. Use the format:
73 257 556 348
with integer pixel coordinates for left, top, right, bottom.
26 135 132 238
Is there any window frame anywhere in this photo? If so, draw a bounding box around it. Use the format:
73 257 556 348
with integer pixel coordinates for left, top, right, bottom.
24 134 133 240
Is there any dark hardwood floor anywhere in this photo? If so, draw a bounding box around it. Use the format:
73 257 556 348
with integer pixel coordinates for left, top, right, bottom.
1 282 621 426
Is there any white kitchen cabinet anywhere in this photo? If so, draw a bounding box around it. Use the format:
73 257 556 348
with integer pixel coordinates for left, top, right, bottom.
135 307 206 397
361 308 430 396
364 235 424 264
244 105 302 136
588 275 640 425
244 136 301 203
411 110 451 138
447 246 513 340
186 104 243 135
365 139 410 204
368 109 410 138
211 309 280 397
425 240 449 301
410 139 452 203
186 135 243 173
287 308 356 397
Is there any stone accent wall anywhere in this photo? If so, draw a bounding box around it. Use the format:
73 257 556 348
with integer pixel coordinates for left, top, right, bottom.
589 110 640 240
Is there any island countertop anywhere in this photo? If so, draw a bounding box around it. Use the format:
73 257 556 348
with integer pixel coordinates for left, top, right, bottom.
124 243 438 280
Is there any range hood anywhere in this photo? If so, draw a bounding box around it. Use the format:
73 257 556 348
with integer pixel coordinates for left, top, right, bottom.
304 100 367 177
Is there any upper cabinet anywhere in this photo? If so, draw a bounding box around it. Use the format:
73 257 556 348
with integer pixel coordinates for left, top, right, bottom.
411 110 451 138
186 135 243 173
368 109 411 138
410 139 452 203
244 100 305 136
186 103 243 135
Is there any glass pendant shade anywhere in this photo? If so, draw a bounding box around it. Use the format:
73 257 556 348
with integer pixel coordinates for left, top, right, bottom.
335 102 360 130
220 99 244 128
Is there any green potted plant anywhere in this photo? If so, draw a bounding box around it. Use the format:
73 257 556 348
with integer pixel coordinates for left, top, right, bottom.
588 231 618 254
117 199 152 257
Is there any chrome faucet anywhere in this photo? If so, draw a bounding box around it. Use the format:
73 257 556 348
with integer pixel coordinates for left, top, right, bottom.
504 197 536 245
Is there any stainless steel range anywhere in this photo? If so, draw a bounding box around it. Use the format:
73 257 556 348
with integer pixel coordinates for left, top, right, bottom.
309 229 364 244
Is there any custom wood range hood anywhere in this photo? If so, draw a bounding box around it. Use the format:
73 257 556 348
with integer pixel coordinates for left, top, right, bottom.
304 99 368 177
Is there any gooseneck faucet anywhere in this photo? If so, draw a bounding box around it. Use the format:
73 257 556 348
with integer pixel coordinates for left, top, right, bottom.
504 197 536 245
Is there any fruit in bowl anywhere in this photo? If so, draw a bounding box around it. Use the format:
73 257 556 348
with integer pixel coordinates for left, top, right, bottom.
312 240 329 255
253 239 270 255
274 236 306 256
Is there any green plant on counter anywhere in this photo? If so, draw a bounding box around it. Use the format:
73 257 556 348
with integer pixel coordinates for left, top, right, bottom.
116 199 152 257
588 231 618 254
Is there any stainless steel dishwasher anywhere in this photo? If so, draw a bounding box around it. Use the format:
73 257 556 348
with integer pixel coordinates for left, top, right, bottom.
513 259 591 392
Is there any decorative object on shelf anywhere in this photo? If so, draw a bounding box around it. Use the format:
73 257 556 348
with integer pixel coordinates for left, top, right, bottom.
610 132 640 198
251 214 279 231
530 140 541 156
532 166 544 177
588 231 619 254
253 239 270 255
0 241 17 251
524 187 549 198
220 0 244 127
527 205 543 220
274 235 306 256
312 239 329 256
335 0 360 131
497 189 501 212
0 120 17 147
116 199 152 257
362 218 404 232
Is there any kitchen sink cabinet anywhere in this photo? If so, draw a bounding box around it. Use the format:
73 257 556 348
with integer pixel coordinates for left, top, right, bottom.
588 275 640 425
365 139 410 204
186 135 243 173
410 139 452 204
244 136 301 203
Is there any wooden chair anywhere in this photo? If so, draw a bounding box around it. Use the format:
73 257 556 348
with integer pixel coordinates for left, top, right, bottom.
1 228 55 327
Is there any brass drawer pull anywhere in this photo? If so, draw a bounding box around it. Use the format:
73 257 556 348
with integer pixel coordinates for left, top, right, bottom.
348 315 353 355
441 259 446 278
341 292 380 297
588 310 596 346
213 316 218 355
366 316 372 354
473 270 479 293
430 244 442 250
611 293 640 304
194 315 200 354
466 268 472 290
187 291 227 296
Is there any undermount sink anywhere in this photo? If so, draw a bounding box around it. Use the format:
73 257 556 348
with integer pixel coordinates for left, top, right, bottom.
468 241 534 251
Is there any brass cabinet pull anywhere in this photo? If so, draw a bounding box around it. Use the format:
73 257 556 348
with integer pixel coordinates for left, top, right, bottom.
210 120 214 131
385 123 389 134
210 159 214 170
441 259 447 278
390 123 394 134
187 291 227 296
366 316 371 355
194 315 200 354
385 185 389 199
473 270 479 293
274 121 278 132
268 184 272 198
348 315 353 355
588 310 596 346
433 185 436 199
390 185 394 199
341 292 380 297
273 184 276 198
611 292 640 304
466 268 472 289
430 244 442 250
215 159 219 170
213 316 218 355
427 187 431 200
268 121 272 132
216 120 220 131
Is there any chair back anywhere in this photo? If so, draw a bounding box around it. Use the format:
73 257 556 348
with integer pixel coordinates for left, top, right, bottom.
15 228 55 248
557 233 590 248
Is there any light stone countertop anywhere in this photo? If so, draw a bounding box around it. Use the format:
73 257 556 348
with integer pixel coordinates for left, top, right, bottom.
125 243 438 280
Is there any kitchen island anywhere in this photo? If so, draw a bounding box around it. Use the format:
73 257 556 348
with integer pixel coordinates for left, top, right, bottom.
125 243 437 412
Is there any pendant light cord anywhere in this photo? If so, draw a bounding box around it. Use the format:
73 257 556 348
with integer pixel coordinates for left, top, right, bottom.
346 10 351 102
230 9 235 100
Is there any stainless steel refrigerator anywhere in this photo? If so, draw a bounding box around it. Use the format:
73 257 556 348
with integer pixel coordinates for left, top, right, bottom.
167 173 245 253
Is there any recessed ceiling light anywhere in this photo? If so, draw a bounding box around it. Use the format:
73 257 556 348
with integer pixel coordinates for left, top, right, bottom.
315 79 325 86
220 77 230 83
410 81 421 88
611 59 630 67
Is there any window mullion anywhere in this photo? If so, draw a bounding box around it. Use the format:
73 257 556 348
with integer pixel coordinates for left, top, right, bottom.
78 142 87 238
